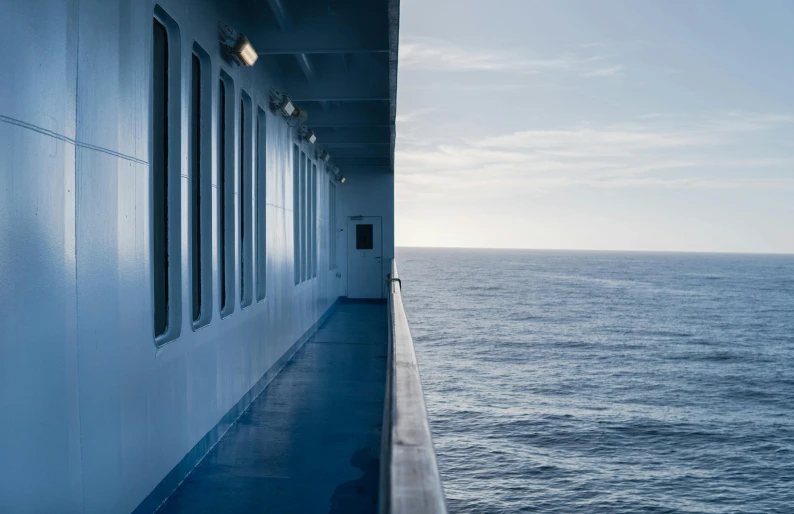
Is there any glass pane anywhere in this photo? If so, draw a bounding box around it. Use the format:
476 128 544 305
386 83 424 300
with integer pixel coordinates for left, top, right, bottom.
356 224 374 250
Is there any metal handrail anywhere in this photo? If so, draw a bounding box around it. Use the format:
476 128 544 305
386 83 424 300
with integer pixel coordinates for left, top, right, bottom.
379 260 447 514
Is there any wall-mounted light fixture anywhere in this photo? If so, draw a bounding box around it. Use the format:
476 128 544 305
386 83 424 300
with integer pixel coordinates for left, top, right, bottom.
219 22 258 67
274 92 308 122
277 96 296 117
232 35 258 66
320 150 331 163
330 167 346 184
302 129 317 145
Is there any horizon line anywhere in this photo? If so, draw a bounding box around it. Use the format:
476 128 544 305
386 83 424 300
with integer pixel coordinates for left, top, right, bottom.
394 245 794 256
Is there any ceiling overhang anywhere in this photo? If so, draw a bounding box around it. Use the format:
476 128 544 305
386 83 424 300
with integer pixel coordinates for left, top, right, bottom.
231 0 399 174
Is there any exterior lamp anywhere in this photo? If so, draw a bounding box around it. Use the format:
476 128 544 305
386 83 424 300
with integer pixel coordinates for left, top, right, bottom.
232 35 258 66
339 175 346 183
276 95 308 122
320 150 331 163
277 96 296 117
303 129 317 145
219 23 258 67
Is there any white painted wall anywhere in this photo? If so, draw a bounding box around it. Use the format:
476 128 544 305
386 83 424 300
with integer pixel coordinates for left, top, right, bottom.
0 1 390 513
336 167 396 299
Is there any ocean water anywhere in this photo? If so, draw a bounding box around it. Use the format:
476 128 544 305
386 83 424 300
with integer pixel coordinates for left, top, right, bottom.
396 248 794 514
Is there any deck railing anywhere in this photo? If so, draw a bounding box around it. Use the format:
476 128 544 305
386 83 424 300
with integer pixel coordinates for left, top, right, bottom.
379 260 448 514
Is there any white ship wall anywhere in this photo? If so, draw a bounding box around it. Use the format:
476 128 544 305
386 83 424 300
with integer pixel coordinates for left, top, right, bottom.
0 1 394 512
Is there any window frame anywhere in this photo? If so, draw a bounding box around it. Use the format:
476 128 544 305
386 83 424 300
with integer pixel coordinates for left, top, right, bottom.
152 5 182 346
218 69 236 318
239 90 254 309
255 106 267 302
293 144 301 285
329 180 336 270
190 43 213 331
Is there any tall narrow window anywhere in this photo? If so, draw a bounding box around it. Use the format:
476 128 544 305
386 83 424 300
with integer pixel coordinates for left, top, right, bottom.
152 18 169 337
240 92 253 308
240 98 245 303
311 163 317 278
302 152 308 282
219 78 227 311
190 53 202 323
219 71 236 317
329 181 336 269
293 145 300 285
151 7 182 343
191 43 212 330
256 107 267 301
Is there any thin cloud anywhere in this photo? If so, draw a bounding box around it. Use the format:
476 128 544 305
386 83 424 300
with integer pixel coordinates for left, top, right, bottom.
396 107 438 124
395 113 794 198
580 65 624 77
399 35 619 78
572 42 604 49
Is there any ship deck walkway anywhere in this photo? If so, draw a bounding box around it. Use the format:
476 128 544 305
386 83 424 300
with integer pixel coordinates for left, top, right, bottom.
158 300 388 514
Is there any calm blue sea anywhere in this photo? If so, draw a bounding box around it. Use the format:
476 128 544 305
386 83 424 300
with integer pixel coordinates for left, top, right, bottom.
396 248 794 514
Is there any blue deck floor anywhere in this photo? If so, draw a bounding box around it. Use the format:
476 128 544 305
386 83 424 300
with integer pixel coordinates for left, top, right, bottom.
158 301 388 514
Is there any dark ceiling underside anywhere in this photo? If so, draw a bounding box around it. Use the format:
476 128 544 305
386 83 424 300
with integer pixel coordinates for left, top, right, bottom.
233 0 399 173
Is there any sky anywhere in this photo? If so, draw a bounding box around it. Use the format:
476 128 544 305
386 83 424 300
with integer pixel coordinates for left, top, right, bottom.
394 0 794 254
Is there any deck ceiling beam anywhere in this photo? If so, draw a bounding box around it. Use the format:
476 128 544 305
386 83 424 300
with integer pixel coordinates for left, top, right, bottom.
251 5 388 55
332 156 392 167
275 57 389 101
291 95 390 102
297 104 390 126
334 165 393 169
322 142 391 147
295 53 316 82
325 146 391 157
310 123 391 128
312 126 391 142
264 0 319 85
258 48 388 55
266 0 293 30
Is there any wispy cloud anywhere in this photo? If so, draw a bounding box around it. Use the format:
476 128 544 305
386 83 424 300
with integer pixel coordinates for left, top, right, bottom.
399 35 620 78
395 107 438 124
580 65 624 77
572 42 604 49
395 113 794 201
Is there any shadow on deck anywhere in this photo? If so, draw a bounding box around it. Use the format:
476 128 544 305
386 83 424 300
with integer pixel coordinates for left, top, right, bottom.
159 301 388 514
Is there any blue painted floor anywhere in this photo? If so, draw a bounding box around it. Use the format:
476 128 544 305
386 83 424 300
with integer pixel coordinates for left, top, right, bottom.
159 301 388 514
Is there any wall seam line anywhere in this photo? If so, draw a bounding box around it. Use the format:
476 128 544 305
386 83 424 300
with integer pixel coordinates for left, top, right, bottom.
0 114 149 166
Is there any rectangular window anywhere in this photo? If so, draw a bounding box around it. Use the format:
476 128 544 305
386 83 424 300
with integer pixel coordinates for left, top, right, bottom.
152 18 169 337
301 151 308 283
356 224 374 250
152 7 182 344
240 92 253 309
329 181 336 269
190 53 202 323
219 79 227 311
256 107 267 301
239 98 245 303
190 43 212 330
219 70 235 317
293 145 300 285
311 163 317 278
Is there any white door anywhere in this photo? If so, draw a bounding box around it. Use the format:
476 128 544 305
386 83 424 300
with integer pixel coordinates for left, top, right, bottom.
347 216 383 299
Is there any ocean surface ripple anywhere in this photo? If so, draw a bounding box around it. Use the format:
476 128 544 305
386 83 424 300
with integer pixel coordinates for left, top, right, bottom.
397 248 794 514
